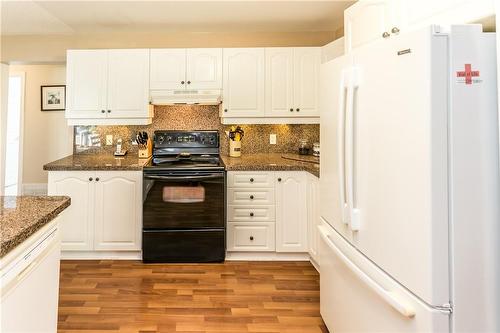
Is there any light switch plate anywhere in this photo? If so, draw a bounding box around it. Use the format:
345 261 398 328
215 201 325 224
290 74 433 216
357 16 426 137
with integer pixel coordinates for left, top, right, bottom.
106 135 113 146
270 134 277 145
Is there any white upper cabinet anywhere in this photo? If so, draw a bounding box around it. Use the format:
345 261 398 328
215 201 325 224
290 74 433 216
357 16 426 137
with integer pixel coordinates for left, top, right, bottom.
265 48 294 117
150 48 222 90
344 0 495 53
66 50 108 119
66 49 152 125
344 0 399 52
186 48 223 89
293 47 321 116
150 49 186 90
265 47 320 118
275 172 308 252
107 49 150 118
222 48 265 117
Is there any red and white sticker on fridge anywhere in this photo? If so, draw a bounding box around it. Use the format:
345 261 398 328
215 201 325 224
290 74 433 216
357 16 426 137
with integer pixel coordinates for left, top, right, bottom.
456 64 481 85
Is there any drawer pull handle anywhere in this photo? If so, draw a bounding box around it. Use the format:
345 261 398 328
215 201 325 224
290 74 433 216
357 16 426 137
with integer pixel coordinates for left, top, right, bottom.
250 212 254 217
89 177 93 181
250 195 254 199
250 236 254 241
278 178 282 182
250 178 254 182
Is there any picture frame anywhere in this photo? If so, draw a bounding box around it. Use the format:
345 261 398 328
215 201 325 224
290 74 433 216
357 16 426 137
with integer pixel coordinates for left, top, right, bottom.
41 85 65 111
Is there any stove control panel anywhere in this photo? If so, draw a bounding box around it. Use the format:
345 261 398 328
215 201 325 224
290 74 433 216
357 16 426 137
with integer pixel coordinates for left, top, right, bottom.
153 131 219 148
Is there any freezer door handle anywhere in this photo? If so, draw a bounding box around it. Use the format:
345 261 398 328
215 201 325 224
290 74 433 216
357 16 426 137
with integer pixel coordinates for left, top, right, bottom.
319 226 416 318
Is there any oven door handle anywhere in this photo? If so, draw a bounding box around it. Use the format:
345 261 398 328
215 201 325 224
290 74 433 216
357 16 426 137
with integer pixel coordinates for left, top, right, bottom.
144 174 224 181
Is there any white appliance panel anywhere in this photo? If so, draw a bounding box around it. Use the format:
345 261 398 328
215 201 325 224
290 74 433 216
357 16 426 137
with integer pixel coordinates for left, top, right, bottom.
319 54 354 243
350 26 449 306
319 221 449 333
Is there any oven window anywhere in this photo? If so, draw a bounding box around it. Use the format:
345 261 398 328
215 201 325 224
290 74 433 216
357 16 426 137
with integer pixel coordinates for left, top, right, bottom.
162 185 205 203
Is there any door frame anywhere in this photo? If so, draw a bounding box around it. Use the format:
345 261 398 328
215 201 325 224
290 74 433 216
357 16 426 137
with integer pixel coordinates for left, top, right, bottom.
5 71 26 195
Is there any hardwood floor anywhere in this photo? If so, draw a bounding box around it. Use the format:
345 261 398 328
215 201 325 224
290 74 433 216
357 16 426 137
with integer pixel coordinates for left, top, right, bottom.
58 260 327 333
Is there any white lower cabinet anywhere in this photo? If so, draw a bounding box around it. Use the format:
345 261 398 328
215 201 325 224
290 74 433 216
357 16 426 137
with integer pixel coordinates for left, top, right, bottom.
275 171 308 252
227 171 316 257
48 171 142 253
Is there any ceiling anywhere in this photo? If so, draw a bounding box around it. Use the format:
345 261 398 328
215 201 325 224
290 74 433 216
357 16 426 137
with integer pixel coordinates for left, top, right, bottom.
1 0 354 36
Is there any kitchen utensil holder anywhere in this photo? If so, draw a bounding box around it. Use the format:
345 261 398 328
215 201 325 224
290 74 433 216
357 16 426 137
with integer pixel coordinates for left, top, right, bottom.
229 140 241 157
138 138 152 158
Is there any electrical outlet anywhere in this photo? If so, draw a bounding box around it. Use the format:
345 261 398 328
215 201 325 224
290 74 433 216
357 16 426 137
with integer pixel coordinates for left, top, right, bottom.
270 134 277 145
106 135 113 146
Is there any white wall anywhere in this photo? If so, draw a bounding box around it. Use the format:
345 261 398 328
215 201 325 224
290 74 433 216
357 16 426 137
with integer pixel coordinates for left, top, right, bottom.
9 64 72 187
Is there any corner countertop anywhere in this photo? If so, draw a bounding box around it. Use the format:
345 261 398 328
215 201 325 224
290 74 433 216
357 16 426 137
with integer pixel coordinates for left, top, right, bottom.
221 153 320 177
43 154 150 171
0 196 71 258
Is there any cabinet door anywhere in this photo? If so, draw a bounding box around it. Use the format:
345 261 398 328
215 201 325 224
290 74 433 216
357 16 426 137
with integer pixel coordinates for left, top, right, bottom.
186 48 222 90
66 50 107 119
307 174 320 265
93 172 142 250
344 0 399 52
150 49 186 90
222 48 265 117
265 48 294 117
293 47 321 116
275 172 308 252
107 49 150 118
48 171 94 251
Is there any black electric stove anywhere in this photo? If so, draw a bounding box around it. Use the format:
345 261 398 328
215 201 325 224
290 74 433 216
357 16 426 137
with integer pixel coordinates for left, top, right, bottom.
142 130 226 263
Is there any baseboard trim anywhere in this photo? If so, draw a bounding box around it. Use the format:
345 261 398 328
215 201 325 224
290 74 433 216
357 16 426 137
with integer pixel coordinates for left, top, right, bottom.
22 183 48 195
225 252 310 261
61 251 142 260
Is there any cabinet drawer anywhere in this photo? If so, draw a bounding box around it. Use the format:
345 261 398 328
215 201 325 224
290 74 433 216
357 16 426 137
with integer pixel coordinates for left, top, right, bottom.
227 188 275 205
227 222 275 251
228 172 274 188
228 205 275 222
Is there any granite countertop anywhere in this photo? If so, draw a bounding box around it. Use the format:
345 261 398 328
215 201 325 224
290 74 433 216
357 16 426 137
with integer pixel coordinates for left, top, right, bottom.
0 196 71 258
43 154 150 171
222 153 320 177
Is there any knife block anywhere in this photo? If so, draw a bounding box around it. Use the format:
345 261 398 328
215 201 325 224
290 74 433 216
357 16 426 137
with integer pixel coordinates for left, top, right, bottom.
138 138 152 158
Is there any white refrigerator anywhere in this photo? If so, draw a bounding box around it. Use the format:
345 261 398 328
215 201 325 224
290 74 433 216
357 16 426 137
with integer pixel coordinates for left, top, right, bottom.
319 25 500 332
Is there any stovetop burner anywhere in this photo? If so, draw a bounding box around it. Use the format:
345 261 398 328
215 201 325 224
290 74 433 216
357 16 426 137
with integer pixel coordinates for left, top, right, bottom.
143 130 224 172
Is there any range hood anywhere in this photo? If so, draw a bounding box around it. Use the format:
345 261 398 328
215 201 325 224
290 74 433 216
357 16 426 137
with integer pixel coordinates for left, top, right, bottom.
150 89 222 105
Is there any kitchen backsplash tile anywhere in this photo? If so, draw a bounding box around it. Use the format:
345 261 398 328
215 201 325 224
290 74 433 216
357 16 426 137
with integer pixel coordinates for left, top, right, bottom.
74 105 319 155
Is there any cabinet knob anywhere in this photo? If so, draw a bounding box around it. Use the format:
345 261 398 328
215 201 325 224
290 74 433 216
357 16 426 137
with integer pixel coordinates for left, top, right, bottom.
250 212 254 217
382 31 390 38
107 110 111 113
95 177 100 181
250 236 254 241
296 108 300 112
250 178 254 182
181 81 185 84
290 108 294 112
224 109 228 112
187 81 191 84
250 195 254 200
101 110 105 113
89 177 93 181
278 177 282 182
391 27 400 34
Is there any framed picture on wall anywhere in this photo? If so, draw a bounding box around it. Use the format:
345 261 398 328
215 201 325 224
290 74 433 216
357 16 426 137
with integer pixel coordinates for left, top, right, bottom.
41 85 65 111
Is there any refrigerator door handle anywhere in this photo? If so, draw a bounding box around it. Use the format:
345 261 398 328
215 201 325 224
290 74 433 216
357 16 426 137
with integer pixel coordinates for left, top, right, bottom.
338 70 349 225
319 227 416 318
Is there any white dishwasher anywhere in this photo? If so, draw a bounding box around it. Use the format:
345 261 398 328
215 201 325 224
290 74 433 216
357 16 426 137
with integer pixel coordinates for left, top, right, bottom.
1 221 61 333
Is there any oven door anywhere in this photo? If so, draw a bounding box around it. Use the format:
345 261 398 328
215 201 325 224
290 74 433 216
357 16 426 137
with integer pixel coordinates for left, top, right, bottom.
143 171 225 230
